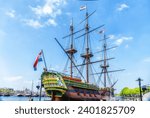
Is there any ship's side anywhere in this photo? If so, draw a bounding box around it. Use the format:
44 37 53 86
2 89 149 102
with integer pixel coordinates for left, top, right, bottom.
42 71 110 101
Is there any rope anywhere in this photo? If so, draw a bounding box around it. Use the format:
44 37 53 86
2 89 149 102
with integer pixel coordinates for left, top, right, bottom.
63 58 69 72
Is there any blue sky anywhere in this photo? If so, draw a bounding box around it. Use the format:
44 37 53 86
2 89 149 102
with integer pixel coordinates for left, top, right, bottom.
0 0 150 93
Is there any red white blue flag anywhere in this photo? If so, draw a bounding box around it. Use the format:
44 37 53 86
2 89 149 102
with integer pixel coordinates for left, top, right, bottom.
33 51 42 70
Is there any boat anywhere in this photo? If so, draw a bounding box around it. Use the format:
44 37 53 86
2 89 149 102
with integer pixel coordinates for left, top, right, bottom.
42 71 102 101
33 94 39 97
24 93 31 97
3 93 10 96
16 93 23 97
39 6 124 101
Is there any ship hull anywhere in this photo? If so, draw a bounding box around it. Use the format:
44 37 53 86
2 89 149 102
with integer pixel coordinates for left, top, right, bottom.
42 71 110 101
50 86 102 101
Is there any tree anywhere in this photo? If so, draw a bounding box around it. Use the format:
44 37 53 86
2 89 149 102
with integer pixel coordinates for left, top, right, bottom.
120 87 130 96
120 87 142 97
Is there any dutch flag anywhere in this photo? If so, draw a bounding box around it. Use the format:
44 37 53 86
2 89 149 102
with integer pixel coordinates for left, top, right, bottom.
33 50 43 71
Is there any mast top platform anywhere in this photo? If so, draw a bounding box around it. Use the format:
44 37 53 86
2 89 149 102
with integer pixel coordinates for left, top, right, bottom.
80 52 93 58
65 48 77 54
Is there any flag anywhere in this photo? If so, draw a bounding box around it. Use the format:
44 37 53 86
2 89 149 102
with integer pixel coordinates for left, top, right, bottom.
99 29 105 34
33 51 42 70
80 6 86 11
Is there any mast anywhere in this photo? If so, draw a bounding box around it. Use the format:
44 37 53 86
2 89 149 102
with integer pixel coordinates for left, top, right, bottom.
95 33 125 88
31 80 33 97
63 7 104 83
81 9 93 83
101 34 109 87
65 19 77 78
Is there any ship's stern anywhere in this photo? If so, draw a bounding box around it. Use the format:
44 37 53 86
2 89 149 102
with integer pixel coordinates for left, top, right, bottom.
41 71 67 101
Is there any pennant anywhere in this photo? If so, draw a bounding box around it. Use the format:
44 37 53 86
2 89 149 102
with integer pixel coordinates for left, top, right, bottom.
99 29 105 34
33 51 42 70
80 6 86 11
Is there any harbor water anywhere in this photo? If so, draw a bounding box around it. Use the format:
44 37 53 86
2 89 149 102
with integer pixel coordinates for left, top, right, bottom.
0 96 51 101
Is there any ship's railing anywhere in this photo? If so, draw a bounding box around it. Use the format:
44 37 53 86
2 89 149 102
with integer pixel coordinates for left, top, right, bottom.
44 70 100 89
47 70 81 80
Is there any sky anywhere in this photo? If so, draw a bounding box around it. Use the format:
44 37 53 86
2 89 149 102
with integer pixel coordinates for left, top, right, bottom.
0 0 150 93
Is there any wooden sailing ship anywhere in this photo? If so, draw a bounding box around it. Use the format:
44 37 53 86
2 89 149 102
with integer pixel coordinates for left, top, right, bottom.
40 7 124 101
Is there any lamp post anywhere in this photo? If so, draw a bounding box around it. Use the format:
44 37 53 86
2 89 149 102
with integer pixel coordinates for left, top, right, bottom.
136 78 143 101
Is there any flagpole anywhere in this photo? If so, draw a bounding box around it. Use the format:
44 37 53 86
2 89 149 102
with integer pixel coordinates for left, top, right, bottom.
39 79 42 101
39 49 47 101
41 49 47 70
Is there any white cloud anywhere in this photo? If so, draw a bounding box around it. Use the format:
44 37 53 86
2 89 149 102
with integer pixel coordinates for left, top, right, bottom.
27 0 67 28
115 36 133 45
116 38 124 45
5 10 16 18
24 19 43 28
117 3 129 11
143 57 150 63
31 0 66 18
46 18 57 26
109 35 133 46
109 35 115 39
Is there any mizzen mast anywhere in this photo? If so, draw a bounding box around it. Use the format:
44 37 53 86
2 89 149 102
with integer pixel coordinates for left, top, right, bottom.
94 32 125 88
101 34 109 87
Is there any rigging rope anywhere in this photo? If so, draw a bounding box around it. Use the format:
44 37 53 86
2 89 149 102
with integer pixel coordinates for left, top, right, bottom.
77 59 85 78
90 63 96 85
63 58 69 73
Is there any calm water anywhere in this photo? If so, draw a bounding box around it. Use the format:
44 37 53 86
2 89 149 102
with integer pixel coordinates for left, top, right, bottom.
0 96 51 101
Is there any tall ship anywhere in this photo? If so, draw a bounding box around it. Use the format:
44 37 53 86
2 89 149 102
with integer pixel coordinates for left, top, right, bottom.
38 6 124 101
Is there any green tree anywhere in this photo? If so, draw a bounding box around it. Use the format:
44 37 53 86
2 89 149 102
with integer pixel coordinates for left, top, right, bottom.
120 87 142 97
120 87 130 96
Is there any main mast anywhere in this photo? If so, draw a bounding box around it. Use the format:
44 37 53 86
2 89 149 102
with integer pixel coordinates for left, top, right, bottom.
81 10 93 83
64 7 105 82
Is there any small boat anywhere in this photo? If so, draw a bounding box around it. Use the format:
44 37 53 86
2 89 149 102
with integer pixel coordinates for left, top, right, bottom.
33 94 39 97
24 94 31 97
16 93 23 97
3 93 10 96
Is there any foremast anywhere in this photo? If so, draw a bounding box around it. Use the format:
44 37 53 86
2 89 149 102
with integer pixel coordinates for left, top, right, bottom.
65 20 77 78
